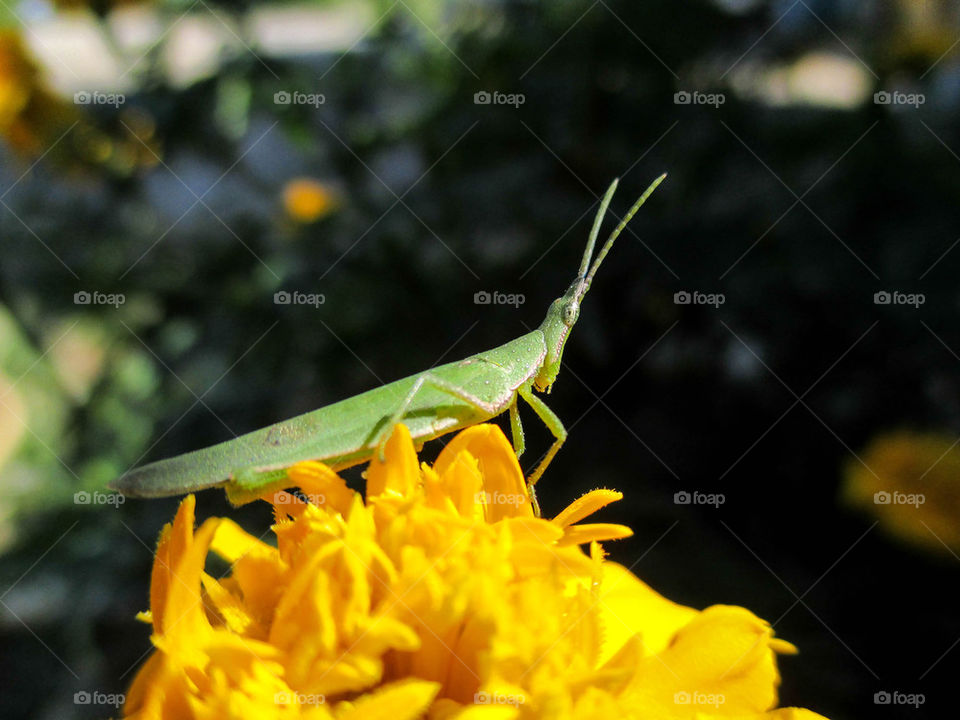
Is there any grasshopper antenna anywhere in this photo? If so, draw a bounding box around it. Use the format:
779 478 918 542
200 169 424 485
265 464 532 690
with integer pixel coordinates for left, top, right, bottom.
577 178 619 282
583 172 667 294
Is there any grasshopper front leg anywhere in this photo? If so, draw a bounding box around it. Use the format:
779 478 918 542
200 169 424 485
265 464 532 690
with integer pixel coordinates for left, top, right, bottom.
518 383 567 491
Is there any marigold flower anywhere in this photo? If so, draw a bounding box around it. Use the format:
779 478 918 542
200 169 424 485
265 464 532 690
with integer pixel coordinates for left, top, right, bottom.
124 423 828 719
282 178 339 223
0 30 75 156
844 429 960 554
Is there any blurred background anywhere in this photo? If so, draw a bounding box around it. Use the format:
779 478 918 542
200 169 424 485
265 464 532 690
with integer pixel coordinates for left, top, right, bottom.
1 0 959 717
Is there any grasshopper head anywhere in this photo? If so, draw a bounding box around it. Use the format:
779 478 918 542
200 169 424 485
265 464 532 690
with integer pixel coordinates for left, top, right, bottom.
534 173 666 393
535 282 583 392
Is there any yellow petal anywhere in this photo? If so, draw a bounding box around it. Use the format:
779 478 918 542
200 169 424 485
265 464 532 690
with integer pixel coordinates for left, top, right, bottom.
288 460 359 516
557 523 633 547
597 562 697 666
763 709 831 720
502 517 564 546
367 423 420 499
209 518 276 565
337 678 441 720
149 520 172 635
552 489 623 528
154 517 220 647
439 449 484 518
434 425 532 521
200 571 266 638
625 604 792 715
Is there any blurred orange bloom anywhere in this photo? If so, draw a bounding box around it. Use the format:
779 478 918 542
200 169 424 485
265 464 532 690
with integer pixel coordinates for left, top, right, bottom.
844 429 960 554
283 178 339 223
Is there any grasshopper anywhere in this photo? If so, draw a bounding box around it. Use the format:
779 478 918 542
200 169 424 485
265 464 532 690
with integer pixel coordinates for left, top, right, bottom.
111 174 666 513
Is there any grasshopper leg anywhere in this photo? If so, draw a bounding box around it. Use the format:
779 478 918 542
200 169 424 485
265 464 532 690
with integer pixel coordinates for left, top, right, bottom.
225 466 293 506
509 400 525 458
518 383 567 492
371 372 501 460
508 398 540 514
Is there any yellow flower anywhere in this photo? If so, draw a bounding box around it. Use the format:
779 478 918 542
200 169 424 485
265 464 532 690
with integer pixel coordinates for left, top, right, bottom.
0 30 75 156
282 178 339 223
124 423 828 719
844 429 960 554
1 30 41 148
1 29 157 171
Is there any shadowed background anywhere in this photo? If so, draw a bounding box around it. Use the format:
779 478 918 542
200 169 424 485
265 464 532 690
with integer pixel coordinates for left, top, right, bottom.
1 0 958 717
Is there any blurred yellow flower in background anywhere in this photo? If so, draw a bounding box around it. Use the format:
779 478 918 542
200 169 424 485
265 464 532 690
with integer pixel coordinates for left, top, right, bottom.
124 423 827 719
283 178 339 223
0 29 75 156
1 29 46 152
1 27 159 171
844 430 960 554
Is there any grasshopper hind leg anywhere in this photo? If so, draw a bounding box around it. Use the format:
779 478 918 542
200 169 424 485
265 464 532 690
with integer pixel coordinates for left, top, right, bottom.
224 466 291 505
370 372 501 461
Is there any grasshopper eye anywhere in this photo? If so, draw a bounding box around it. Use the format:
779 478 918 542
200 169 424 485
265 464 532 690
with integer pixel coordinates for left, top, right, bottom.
562 301 579 326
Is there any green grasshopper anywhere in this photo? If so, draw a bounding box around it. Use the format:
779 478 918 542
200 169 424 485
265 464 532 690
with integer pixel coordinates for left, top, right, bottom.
111 174 666 513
